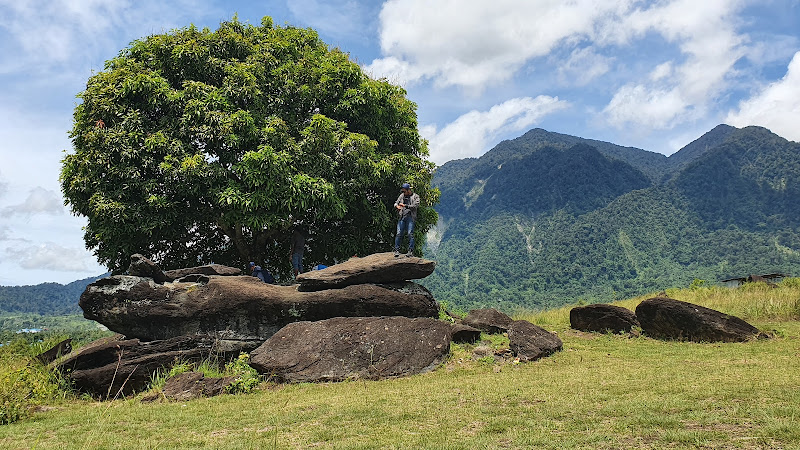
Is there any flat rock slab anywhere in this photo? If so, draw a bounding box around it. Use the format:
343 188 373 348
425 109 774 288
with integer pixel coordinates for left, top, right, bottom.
570 304 640 334
163 264 242 281
508 320 563 361
128 254 241 283
56 335 238 398
80 276 438 341
296 252 435 291
36 338 72 365
462 308 514 334
635 296 766 342
159 372 235 401
249 317 451 383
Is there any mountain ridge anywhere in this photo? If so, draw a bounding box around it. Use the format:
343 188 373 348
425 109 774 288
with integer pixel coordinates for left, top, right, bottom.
0 274 108 316
423 124 800 311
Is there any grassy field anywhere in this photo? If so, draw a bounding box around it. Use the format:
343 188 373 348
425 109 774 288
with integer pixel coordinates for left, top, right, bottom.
1 282 799 449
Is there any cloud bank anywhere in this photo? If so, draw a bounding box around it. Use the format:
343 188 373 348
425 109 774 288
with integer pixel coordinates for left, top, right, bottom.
3 187 65 217
4 242 92 272
726 51 800 142
366 0 749 133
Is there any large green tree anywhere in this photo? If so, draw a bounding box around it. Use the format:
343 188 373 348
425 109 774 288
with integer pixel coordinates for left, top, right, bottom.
61 17 438 277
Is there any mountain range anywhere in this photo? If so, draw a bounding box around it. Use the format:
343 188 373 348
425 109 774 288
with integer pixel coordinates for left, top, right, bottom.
421 124 800 311
0 274 108 316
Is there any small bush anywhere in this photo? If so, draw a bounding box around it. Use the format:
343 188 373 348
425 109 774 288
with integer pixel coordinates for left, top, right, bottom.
0 343 72 424
689 278 706 290
146 353 262 396
225 353 261 394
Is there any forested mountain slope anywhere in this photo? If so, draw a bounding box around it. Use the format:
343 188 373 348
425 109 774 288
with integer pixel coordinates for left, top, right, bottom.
0 275 108 315
422 125 800 311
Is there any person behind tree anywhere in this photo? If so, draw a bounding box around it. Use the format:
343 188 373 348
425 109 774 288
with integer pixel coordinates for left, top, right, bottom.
289 226 306 278
249 261 275 284
393 183 420 257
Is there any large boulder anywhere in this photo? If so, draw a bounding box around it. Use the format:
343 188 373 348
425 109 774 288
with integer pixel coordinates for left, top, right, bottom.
462 308 514 334
296 252 435 291
507 320 563 361
569 304 640 334
56 335 244 398
249 317 451 382
635 296 767 342
80 275 438 341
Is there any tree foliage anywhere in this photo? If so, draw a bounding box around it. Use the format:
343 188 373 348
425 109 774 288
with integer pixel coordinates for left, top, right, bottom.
61 17 438 276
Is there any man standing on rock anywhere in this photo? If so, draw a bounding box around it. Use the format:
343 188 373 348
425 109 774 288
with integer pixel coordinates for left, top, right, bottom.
393 183 419 257
289 226 306 278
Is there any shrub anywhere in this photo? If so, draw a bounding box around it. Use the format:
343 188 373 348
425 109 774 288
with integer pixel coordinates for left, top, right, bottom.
225 353 261 394
146 353 262 396
0 342 72 424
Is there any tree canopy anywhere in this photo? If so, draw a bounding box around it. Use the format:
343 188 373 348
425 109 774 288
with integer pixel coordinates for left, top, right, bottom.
61 17 438 277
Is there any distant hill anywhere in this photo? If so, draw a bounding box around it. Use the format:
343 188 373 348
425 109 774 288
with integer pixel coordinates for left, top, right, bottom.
422 125 800 311
0 274 108 316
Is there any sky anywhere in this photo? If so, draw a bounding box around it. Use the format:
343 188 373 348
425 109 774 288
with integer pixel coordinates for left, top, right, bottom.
0 0 799 286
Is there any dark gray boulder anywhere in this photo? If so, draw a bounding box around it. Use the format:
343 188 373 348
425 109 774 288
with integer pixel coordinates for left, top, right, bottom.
462 308 513 334
508 320 563 361
129 254 167 283
296 252 435 291
158 372 235 401
56 335 247 398
450 324 481 343
163 264 241 281
127 253 241 283
249 317 451 382
36 338 72 364
80 276 438 341
570 304 640 334
635 296 767 342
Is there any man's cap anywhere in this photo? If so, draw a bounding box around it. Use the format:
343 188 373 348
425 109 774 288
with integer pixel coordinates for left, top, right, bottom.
249 262 255 267
401 183 411 190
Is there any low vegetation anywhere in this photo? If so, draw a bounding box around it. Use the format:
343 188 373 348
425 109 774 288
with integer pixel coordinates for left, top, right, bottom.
1 280 799 448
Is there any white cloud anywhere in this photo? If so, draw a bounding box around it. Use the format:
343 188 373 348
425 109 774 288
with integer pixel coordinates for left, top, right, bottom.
726 51 800 142
557 47 613 87
3 187 65 217
601 0 747 130
368 0 750 131
649 62 673 82
0 0 212 74
366 0 633 90
0 171 7 198
422 96 569 164
744 34 800 67
4 242 92 272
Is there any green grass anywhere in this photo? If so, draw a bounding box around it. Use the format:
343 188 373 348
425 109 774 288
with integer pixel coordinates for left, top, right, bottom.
1 282 800 448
